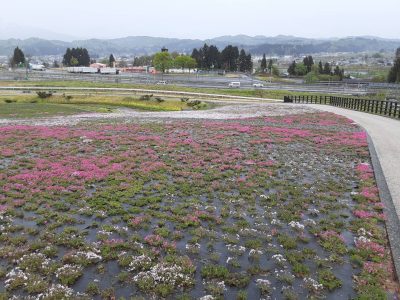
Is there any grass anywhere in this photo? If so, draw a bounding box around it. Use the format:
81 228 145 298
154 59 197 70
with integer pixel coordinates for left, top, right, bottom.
0 93 198 118
0 103 112 118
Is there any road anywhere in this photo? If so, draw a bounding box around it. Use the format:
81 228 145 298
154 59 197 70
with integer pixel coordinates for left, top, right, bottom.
309 105 400 216
0 69 370 95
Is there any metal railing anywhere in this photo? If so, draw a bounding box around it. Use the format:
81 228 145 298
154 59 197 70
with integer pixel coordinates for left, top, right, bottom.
284 95 400 119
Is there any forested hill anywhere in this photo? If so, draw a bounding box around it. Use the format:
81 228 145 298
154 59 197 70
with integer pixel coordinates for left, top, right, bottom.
0 35 398 56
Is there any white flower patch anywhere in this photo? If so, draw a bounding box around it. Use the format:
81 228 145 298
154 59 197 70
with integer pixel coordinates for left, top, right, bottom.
303 219 316 226
80 136 93 143
74 251 103 263
128 254 152 272
133 263 193 288
36 284 87 299
17 253 53 273
226 244 246 255
97 230 112 236
5 267 28 289
303 277 324 292
354 236 371 244
288 221 305 231
249 249 263 258
272 254 287 263
256 278 272 294
203 279 227 292
55 264 83 279
271 219 281 225
186 243 201 250
357 228 372 237
308 208 320 216
200 295 215 300
274 269 295 281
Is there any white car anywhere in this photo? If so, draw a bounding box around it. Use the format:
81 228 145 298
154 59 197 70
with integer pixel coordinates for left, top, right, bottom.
253 83 264 88
228 82 241 88
156 81 167 85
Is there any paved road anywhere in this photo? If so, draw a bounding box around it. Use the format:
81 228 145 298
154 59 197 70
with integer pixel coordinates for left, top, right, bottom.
309 105 400 217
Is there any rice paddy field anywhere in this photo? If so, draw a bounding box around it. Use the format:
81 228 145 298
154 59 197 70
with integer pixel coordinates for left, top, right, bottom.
0 103 398 299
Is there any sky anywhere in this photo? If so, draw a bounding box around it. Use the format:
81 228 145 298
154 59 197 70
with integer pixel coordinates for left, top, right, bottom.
0 0 399 40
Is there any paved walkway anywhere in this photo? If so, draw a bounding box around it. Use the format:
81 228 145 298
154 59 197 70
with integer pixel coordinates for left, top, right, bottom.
309 105 400 217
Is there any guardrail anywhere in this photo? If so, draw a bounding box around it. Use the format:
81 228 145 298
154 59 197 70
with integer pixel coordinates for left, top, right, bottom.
284 95 400 119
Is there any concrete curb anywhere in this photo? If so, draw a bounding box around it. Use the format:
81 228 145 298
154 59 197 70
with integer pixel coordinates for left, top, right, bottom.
367 134 400 280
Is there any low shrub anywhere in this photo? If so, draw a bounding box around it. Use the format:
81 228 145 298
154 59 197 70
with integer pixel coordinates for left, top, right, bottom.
36 91 53 99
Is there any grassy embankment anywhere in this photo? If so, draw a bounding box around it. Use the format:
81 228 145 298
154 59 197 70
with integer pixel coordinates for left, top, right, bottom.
0 93 199 118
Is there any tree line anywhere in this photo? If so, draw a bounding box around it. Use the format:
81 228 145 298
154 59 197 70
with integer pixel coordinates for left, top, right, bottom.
191 44 253 72
388 48 400 83
287 56 345 80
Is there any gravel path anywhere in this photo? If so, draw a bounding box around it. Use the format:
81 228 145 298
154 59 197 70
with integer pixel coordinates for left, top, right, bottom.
0 103 318 126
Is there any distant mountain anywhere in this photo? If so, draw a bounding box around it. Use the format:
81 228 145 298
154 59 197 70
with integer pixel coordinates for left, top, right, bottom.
250 37 400 55
0 35 398 57
0 22 80 42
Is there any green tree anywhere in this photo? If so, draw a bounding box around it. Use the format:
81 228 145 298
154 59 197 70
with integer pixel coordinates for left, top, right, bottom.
63 48 90 66
153 52 173 73
70 57 79 66
294 63 308 76
388 47 400 83
238 49 247 72
334 66 344 80
323 62 332 75
109 54 115 67
220 45 239 71
260 54 267 72
303 56 314 73
272 65 280 76
11 47 25 67
268 59 273 74
318 61 323 74
175 55 197 72
288 61 296 76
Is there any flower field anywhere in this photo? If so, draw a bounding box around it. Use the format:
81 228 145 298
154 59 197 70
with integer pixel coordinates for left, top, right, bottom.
0 111 398 299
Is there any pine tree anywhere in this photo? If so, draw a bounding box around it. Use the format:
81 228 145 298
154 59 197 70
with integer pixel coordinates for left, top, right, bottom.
246 54 253 73
221 45 239 71
388 48 400 83
109 54 115 67
11 47 25 67
303 56 314 73
260 54 267 72
288 61 296 76
323 62 332 75
238 49 247 72
268 59 273 74
63 48 90 67
318 61 323 74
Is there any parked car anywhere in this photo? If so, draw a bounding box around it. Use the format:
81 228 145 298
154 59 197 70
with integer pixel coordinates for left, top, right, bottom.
253 83 264 88
156 81 167 85
228 82 241 88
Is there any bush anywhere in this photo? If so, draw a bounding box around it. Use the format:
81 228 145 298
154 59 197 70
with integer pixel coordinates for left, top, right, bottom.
139 94 153 101
155 97 165 103
36 91 53 99
181 97 189 102
4 99 16 103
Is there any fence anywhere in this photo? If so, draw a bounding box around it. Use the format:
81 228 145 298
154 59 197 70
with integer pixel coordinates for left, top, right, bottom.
284 95 400 119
